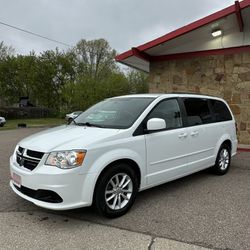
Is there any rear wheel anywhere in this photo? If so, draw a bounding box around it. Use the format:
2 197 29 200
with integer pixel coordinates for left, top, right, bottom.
94 163 139 218
212 144 231 175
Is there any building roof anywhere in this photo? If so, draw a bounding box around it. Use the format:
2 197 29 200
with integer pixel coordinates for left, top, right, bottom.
115 0 250 72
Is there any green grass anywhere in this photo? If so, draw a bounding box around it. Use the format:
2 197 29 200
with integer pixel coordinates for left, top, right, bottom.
0 118 65 131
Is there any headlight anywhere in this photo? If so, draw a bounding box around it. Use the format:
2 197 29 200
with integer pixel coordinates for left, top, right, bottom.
45 150 86 169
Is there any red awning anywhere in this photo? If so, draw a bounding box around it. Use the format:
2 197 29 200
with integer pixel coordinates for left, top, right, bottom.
116 0 250 72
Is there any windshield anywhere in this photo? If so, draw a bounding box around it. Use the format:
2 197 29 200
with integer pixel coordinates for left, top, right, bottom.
74 97 155 129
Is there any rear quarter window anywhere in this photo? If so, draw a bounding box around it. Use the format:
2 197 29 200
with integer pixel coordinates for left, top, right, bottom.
210 99 232 122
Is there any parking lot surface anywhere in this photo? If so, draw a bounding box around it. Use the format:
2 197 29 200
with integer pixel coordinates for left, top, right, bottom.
0 128 249 249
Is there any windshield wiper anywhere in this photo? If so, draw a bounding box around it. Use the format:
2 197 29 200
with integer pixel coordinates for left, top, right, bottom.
76 122 104 128
67 118 77 125
71 119 77 125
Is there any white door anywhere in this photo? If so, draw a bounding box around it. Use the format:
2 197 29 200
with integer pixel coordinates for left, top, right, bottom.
183 98 216 171
145 98 189 186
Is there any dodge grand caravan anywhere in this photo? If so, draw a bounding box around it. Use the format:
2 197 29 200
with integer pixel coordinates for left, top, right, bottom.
10 94 237 217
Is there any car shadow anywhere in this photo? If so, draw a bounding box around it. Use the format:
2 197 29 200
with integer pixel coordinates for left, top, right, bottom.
52 167 217 220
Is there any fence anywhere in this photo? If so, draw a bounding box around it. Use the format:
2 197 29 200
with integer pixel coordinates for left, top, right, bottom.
0 107 54 119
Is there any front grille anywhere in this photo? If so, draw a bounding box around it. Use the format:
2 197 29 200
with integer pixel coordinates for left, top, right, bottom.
13 184 63 203
26 149 44 159
16 146 44 171
18 146 24 154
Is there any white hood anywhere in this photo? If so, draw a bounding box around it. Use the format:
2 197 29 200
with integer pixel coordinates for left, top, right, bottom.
19 125 122 153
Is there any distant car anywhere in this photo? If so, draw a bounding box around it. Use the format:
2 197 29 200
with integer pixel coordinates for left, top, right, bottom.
65 111 82 122
0 116 6 127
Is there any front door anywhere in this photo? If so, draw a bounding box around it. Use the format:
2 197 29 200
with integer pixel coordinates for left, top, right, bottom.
145 98 189 186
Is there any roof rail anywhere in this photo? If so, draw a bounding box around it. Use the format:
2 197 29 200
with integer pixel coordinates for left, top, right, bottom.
170 92 215 97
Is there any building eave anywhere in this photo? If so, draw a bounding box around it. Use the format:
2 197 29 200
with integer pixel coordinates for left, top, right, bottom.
116 0 250 71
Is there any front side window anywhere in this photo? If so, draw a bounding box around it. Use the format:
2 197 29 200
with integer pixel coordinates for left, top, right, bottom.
184 98 213 126
148 99 182 129
74 97 155 129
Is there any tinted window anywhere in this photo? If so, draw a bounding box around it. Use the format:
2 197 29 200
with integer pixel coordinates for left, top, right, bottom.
148 99 182 129
184 98 213 126
210 99 232 122
75 97 154 129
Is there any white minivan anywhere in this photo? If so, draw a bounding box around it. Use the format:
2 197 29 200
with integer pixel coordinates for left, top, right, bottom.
10 94 237 217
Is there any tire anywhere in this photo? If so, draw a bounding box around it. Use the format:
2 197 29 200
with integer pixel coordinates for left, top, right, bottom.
94 163 139 218
211 144 231 175
0 123 3 127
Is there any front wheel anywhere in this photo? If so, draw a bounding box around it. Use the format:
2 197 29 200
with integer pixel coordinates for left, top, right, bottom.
94 163 139 218
211 144 231 175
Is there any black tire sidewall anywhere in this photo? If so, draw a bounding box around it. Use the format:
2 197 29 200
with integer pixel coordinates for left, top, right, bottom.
94 163 139 218
213 144 231 175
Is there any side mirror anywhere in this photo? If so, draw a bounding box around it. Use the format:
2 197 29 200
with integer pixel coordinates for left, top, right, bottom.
147 118 166 131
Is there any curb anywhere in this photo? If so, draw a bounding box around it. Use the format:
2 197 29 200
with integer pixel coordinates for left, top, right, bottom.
237 144 250 152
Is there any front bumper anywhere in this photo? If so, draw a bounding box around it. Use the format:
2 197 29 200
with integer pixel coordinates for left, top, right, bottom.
9 156 96 210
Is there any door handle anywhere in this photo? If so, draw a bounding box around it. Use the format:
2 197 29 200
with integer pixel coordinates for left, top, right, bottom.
190 131 199 136
178 133 188 139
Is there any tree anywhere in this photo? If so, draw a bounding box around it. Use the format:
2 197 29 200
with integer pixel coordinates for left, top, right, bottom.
0 56 20 104
0 53 39 105
126 69 149 93
62 72 129 111
0 41 15 60
0 39 149 114
33 49 76 110
74 39 117 79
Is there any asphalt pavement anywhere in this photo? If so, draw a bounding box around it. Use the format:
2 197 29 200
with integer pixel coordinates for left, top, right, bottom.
0 128 249 250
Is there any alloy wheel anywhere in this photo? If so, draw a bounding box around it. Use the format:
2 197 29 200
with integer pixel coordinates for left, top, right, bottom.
105 173 133 210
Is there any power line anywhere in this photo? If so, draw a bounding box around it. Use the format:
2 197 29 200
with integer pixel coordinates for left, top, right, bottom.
0 20 72 47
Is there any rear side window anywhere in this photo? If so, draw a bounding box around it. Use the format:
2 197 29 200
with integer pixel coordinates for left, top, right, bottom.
210 99 232 122
183 98 213 126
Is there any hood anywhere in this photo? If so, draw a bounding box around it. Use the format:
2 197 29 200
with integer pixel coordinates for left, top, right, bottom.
19 125 122 153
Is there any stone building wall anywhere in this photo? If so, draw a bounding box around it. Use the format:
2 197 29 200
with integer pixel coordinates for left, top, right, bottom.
148 52 250 144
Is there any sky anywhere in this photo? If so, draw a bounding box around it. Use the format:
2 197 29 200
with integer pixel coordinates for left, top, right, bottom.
0 0 236 55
